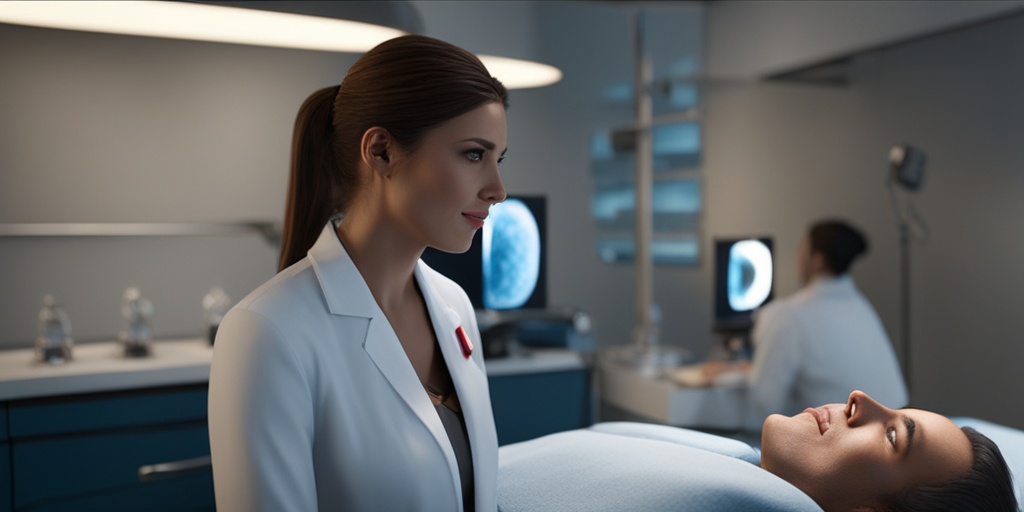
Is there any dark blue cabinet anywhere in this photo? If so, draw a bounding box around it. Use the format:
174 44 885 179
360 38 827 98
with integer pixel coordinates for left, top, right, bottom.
5 385 213 511
0 359 588 511
2 405 11 512
488 368 591 446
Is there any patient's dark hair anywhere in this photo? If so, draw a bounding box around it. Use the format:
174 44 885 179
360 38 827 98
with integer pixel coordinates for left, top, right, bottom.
808 220 868 275
878 426 1019 512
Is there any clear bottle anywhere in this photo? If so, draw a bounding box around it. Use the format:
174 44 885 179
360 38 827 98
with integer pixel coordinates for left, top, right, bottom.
202 286 232 346
35 294 74 364
119 286 154 357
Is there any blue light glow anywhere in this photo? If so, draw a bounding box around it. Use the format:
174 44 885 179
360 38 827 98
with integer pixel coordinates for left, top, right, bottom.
653 122 700 156
482 199 540 310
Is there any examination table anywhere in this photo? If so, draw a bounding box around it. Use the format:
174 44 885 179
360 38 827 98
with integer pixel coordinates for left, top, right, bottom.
496 418 1024 512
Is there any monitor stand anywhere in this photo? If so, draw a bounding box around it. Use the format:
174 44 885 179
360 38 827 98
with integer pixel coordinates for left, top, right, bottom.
711 325 753 362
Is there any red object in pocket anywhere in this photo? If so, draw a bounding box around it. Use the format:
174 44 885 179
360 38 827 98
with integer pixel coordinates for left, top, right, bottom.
455 326 473 359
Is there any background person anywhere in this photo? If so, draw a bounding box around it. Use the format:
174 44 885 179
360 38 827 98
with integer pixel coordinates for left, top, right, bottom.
705 219 908 431
208 34 509 512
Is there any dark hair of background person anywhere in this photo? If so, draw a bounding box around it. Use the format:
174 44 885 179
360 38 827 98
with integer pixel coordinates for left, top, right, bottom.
878 426 1019 512
808 219 869 275
278 34 510 271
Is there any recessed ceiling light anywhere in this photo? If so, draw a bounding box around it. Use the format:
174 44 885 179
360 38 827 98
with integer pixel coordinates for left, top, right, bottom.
0 1 563 89
0 1 405 52
479 54 563 90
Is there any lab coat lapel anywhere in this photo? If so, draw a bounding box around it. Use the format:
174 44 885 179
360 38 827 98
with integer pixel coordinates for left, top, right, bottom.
417 261 499 511
361 317 463 506
308 224 462 506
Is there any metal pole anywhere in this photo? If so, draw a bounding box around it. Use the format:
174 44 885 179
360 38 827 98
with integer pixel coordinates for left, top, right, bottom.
900 222 912 395
631 10 656 351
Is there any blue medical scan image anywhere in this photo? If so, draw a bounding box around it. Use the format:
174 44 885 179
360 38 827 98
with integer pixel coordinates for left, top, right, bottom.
483 198 541 310
727 239 773 312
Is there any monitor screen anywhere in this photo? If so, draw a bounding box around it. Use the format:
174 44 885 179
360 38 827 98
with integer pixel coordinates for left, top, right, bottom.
421 195 547 310
713 237 774 332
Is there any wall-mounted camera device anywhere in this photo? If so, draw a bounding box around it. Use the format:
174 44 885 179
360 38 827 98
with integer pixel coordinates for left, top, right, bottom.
889 145 927 191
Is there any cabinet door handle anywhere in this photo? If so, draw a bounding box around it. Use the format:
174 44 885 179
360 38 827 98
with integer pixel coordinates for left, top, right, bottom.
138 455 212 483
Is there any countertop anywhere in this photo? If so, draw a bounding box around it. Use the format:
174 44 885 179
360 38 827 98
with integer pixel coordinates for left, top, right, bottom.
597 358 746 431
0 339 585 401
483 349 586 377
0 339 213 401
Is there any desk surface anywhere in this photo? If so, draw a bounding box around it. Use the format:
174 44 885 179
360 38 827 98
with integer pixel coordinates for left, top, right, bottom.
598 358 748 431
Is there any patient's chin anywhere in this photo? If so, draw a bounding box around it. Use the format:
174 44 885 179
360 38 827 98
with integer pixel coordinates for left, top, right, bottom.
759 418 790 475
760 446 839 512
760 414 797 461
760 416 814 489
761 413 785 435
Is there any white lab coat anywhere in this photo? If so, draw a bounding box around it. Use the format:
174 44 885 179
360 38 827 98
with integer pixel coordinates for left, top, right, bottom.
208 222 497 511
744 275 908 431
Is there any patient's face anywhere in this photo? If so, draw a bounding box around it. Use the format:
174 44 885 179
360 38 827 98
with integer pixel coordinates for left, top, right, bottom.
760 390 972 511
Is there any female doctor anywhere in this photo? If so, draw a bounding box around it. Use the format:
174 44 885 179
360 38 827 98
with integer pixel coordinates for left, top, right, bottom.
208 35 509 511
706 219 908 431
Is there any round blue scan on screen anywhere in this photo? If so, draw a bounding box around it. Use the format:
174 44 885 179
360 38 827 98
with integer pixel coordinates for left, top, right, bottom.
482 199 540 309
727 239 773 312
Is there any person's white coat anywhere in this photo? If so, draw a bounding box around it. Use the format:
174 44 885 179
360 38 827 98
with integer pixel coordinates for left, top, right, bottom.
744 275 908 431
208 222 497 511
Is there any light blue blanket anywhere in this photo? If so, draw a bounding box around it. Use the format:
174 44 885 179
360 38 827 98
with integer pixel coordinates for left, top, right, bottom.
497 422 823 512
498 419 1024 512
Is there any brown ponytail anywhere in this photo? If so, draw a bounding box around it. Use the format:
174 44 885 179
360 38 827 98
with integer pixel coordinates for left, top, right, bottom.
277 35 508 271
278 85 344 271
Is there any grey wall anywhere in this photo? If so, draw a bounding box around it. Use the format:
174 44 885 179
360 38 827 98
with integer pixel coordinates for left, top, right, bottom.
0 23 359 344
849 13 1024 426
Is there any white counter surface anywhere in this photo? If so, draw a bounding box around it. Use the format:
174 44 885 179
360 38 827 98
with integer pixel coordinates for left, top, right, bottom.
0 340 584 401
483 348 586 377
0 339 213 401
598 359 747 431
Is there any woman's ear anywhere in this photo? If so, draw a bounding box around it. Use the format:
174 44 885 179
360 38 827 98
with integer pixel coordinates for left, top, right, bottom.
360 127 394 177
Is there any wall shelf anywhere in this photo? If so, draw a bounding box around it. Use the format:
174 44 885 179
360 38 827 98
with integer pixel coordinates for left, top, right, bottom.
0 222 280 246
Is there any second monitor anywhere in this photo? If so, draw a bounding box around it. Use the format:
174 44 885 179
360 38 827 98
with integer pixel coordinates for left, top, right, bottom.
713 237 774 333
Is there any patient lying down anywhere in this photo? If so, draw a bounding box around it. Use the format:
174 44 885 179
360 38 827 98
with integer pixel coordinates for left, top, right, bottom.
497 390 1018 512
761 390 1017 511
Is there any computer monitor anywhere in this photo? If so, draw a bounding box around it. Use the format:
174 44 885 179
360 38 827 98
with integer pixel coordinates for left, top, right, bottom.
421 195 547 310
713 237 774 332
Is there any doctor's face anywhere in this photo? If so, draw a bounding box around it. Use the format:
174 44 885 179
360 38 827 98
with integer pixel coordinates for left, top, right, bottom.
760 390 972 512
385 101 507 254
